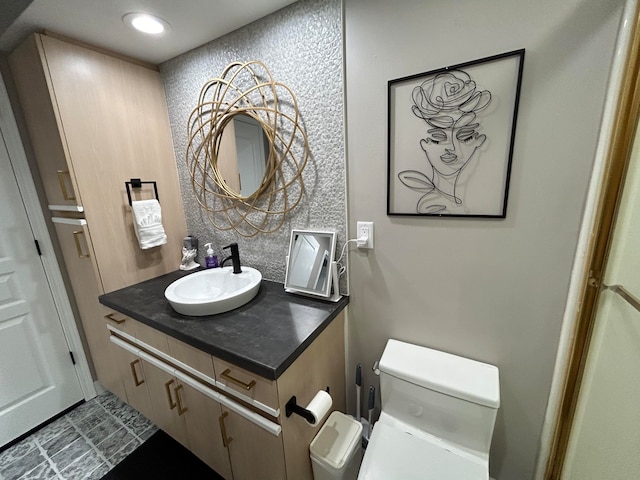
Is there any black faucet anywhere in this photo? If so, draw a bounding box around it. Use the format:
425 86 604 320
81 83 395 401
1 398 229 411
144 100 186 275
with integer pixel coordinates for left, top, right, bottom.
221 243 242 274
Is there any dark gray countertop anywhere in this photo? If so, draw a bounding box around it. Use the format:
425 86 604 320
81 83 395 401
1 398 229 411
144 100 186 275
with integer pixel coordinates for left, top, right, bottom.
98 270 349 380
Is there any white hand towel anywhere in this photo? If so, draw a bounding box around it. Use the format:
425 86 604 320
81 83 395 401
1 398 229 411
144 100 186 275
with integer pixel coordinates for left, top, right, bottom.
131 199 167 249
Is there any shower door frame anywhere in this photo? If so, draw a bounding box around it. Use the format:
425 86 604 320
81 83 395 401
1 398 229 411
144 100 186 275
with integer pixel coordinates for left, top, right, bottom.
545 4 640 479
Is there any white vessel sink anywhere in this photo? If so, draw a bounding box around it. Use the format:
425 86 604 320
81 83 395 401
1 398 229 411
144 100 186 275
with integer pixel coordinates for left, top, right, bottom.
165 266 262 316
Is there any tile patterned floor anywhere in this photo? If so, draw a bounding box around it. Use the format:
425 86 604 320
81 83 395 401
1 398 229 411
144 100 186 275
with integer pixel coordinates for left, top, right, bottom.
0 392 157 480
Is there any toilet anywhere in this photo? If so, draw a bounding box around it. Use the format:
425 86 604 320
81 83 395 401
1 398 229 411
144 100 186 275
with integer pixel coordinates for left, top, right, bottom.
357 339 500 480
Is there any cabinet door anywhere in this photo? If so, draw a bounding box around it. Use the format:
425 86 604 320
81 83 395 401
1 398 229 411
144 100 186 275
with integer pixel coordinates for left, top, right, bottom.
8 35 81 208
221 407 286 480
179 383 233 479
167 337 233 479
51 221 124 398
125 320 190 446
111 344 154 421
141 360 190 449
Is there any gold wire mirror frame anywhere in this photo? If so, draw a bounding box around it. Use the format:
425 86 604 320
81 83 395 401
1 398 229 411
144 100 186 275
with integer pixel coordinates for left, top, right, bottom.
186 61 309 237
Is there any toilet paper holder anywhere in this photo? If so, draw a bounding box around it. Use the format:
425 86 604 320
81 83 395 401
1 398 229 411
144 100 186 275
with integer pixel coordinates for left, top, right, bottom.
285 396 315 423
285 387 330 423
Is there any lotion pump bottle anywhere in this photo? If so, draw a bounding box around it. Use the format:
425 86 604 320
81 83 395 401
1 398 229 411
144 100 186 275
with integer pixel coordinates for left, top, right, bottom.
204 243 218 268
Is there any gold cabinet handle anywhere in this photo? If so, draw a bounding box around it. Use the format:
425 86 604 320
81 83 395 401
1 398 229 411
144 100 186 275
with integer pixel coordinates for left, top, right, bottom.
220 368 256 391
57 170 76 200
105 313 126 324
218 411 233 448
130 359 144 386
165 379 177 409
174 384 188 415
72 230 90 259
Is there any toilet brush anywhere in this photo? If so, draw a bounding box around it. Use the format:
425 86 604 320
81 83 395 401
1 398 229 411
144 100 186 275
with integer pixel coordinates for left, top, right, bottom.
360 385 375 447
367 385 375 439
355 364 362 420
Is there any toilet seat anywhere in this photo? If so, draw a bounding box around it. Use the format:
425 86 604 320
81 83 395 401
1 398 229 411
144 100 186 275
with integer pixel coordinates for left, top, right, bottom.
358 422 488 480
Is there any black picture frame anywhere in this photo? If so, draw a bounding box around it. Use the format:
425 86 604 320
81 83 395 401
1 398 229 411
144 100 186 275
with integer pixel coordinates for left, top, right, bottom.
387 49 525 218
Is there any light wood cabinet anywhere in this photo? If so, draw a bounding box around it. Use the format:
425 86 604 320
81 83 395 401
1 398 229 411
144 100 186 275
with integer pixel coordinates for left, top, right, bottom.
107 312 345 480
50 219 126 399
179 381 234 479
8 33 186 394
129 320 190 449
140 359 191 448
102 309 155 419
9 33 187 294
8 37 79 209
165 337 234 477
222 407 286 480
277 315 346 479
112 344 155 420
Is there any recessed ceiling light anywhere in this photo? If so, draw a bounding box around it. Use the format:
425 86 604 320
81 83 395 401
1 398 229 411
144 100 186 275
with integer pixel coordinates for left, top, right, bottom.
123 13 170 35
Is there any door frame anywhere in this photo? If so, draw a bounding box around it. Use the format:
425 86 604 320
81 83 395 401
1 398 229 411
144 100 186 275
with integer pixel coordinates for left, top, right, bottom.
541 2 640 478
0 72 95 400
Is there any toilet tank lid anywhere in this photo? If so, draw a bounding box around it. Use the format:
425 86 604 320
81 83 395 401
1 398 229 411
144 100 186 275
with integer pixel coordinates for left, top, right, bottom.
379 339 500 408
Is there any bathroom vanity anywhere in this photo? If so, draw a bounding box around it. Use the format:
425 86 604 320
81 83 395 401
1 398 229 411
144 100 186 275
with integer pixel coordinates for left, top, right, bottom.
8 31 349 479
99 270 348 480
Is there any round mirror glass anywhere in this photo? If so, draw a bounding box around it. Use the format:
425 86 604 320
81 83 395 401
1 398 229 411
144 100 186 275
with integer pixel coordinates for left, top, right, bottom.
216 113 270 198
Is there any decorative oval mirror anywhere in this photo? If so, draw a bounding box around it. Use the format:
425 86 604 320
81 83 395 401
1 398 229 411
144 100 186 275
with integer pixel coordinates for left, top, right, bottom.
186 61 309 237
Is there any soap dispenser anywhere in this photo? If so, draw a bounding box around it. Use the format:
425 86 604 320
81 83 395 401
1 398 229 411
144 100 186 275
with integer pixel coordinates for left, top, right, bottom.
204 243 219 268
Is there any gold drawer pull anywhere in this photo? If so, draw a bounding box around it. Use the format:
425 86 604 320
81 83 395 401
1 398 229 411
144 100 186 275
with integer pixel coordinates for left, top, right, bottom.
165 379 177 409
105 313 126 324
218 411 233 448
174 384 188 415
57 170 76 201
130 359 144 386
72 230 90 259
220 368 256 391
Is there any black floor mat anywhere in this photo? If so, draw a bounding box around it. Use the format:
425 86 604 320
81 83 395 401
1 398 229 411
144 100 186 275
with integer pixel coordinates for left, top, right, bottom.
101 430 224 479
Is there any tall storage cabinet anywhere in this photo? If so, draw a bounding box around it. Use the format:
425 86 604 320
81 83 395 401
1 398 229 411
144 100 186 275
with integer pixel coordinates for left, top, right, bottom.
8 33 187 395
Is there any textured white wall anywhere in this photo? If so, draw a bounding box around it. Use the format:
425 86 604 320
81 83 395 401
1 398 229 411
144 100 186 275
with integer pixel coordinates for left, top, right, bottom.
344 0 623 479
160 0 345 284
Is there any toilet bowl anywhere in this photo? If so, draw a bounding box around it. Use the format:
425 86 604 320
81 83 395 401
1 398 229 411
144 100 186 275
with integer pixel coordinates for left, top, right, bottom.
357 339 500 480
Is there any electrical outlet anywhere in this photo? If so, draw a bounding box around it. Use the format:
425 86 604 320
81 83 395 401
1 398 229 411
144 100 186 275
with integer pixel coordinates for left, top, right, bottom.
357 221 374 249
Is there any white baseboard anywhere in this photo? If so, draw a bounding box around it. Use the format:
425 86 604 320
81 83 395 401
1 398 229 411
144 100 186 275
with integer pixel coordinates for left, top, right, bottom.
93 381 106 396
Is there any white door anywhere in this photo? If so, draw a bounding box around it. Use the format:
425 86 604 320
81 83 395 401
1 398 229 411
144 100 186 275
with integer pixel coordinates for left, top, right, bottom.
0 137 84 447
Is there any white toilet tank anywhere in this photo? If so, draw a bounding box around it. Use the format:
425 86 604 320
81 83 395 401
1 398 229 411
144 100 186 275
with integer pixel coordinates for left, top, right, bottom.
378 339 500 457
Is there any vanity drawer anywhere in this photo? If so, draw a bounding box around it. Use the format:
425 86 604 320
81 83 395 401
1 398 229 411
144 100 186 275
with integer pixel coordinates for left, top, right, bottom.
213 357 279 411
167 336 216 380
106 312 170 351
105 315 217 386
102 307 136 336
131 319 170 353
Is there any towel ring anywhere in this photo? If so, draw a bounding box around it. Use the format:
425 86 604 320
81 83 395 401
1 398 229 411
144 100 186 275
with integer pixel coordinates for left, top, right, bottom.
125 178 159 206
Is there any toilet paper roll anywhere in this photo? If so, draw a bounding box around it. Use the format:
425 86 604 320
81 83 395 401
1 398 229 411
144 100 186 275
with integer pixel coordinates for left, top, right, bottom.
305 390 333 427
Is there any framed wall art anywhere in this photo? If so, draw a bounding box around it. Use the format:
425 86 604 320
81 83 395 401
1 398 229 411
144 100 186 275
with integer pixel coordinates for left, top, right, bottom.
387 49 525 218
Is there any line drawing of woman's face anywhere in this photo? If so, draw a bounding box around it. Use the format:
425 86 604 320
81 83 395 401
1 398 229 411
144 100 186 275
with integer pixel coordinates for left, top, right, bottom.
398 69 492 214
421 122 486 177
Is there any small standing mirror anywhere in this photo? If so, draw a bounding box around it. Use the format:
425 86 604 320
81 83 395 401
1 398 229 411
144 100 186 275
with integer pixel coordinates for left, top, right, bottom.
285 230 341 301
